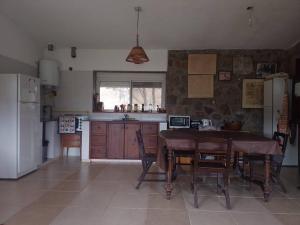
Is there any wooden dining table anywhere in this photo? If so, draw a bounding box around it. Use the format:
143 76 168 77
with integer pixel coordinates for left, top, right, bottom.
158 129 281 201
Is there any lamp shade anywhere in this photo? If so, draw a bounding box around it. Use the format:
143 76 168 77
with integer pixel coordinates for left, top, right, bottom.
126 46 149 64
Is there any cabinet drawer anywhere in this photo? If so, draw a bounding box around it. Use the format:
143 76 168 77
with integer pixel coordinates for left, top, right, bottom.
90 135 106 146
61 134 81 147
143 135 158 148
142 123 158 135
90 146 106 159
91 122 107 134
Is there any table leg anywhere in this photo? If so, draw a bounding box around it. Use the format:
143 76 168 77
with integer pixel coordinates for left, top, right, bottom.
264 154 271 201
165 148 173 200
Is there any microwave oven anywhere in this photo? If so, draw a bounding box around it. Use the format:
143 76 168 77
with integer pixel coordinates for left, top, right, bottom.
168 115 190 129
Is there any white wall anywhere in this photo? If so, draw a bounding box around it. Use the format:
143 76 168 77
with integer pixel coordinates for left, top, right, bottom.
44 48 168 71
54 71 93 113
0 14 42 66
47 48 168 113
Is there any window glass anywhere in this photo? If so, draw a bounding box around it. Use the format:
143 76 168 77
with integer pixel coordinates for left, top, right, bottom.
132 82 162 110
99 81 130 110
95 72 166 111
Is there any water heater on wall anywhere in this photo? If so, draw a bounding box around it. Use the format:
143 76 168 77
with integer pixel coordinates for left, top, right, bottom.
39 59 60 86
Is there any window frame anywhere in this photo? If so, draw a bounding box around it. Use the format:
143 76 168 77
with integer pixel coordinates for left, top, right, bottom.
94 71 166 111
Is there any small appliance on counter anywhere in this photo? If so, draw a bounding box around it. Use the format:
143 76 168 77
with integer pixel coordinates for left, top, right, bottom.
190 120 201 129
191 119 215 130
168 115 190 128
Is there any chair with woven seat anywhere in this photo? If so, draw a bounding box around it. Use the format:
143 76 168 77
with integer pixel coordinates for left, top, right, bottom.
192 137 233 209
135 129 166 189
243 131 288 193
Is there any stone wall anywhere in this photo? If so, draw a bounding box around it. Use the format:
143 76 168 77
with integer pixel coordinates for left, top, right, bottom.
167 50 289 134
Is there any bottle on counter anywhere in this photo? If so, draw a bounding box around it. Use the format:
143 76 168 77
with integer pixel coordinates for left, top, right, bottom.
134 104 138 112
141 104 144 112
127 104 132 112
149 104 153 112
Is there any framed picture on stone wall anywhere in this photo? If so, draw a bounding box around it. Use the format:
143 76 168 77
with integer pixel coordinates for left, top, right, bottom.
218 71 231 81
242 79 264 108
188 75 214 98
256 63 277 77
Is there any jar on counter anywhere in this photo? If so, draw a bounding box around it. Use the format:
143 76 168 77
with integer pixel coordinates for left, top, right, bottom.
134 104 138 112
127 104 132 112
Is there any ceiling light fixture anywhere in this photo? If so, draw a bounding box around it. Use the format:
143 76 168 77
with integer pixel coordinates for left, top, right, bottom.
126 6 149 64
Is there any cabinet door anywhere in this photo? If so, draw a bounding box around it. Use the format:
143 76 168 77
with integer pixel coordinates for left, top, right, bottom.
90 145 106 159
107 123 124 159
124 123 141 159
90 121 107 159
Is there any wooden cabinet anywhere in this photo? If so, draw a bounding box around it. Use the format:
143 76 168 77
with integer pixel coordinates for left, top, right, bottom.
107 123 125 159
90 121 107 159
142 123 159 154
90 121 159 159
124 123 141 159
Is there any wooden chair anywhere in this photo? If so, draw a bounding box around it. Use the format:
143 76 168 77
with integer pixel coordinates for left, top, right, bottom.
135 129 166 189
193 137 232 209
243 132 288 193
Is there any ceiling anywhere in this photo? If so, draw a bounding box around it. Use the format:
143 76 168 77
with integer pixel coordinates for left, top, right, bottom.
0 0 299 50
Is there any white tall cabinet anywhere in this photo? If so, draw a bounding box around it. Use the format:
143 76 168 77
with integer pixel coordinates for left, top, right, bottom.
264 76 298 166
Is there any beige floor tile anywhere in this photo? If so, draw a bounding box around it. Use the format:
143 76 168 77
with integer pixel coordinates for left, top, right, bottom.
108 192 149 209
50 206 105 225
145 209 190 225
51 180 89 191
189 211 237 225
229 197 269 213
98 208 147 225
262 198 300 214
184 194 228 211
33 190 79 207
147 193 186 209
117 181 167 195
69 189 115 209
2 158 300 225
0 204 23 224
4 205 63 225
180 183 219 197
231 212 284 225
0 189 46 207
274 213 300 225
63 166 103 181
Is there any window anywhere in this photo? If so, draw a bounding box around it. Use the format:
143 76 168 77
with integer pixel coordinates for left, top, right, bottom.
132 82 162 110
96 72 165 111
99 82 130 110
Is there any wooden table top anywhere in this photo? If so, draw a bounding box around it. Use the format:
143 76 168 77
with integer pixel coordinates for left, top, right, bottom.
159 129 281 155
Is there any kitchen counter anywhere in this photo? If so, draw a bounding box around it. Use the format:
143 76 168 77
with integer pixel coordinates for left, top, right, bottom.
88 112 167 122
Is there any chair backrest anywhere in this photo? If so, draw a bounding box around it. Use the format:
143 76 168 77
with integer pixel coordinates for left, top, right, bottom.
136 129 146 158
272 131 288 155
194 137 233 169
272 132 288 169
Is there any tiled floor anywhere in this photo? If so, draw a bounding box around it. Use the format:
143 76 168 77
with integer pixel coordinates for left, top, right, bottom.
1 157 300 225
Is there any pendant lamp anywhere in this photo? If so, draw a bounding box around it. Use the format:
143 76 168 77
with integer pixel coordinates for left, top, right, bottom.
126 6 149 64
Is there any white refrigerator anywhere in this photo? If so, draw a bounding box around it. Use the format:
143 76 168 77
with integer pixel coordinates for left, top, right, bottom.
264 76 298 166
0 74 41 179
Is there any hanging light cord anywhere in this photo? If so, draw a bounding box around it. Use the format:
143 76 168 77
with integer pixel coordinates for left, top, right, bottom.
136 7 140 46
